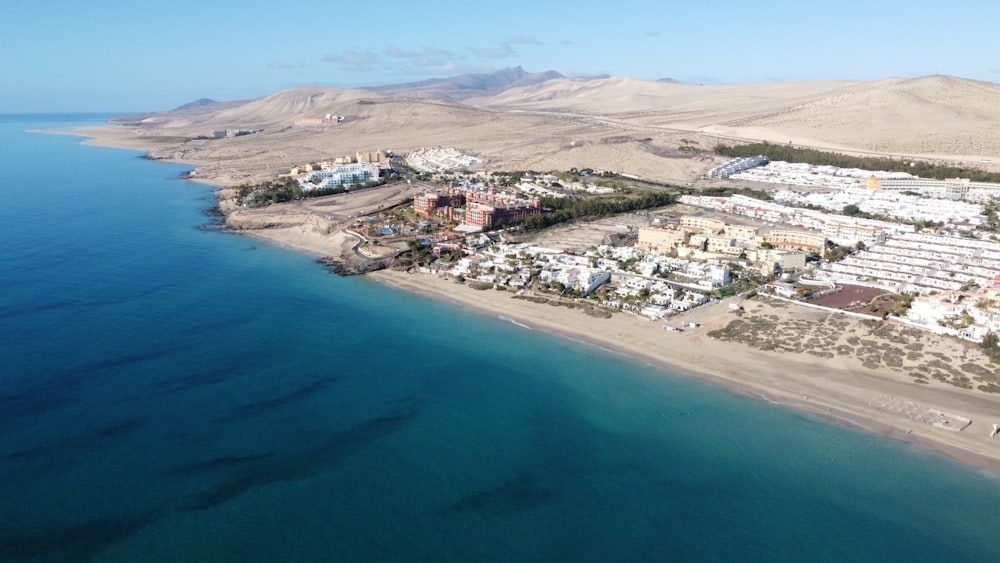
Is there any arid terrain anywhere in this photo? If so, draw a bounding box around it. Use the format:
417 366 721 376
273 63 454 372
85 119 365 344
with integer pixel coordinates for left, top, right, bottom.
65 70 1000 189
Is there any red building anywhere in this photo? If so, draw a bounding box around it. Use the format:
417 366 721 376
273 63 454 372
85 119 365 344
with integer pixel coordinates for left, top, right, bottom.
414 188 541 228
413 190 466 217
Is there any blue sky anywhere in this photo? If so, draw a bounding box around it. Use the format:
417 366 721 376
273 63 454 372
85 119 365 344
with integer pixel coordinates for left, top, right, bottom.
2 0 998 112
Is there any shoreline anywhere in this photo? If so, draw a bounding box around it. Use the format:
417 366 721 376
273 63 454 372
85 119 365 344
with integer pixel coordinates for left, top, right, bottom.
38 124 1000 476
362 268 1000 476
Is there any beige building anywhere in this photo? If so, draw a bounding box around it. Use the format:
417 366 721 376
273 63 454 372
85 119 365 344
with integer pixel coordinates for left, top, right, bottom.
638 226 686 253
706 235 740 255
762 229 826 255
822 222 888 247
724 224 758 240
687 233 708 251
680 216 725 234
356 150 387 163
748 248 807 273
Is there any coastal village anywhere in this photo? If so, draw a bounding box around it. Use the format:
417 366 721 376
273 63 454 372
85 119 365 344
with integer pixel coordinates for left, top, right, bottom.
25 66 1000 559
252 146 1000 355
213 122 1000 454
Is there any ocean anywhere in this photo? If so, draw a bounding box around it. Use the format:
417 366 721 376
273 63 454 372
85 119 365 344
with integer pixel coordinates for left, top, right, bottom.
1 114 998 562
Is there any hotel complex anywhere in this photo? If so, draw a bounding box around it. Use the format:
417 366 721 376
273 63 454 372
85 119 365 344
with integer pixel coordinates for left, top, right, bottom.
871 176 1000 202
288 151 389 191
305 162 381 190
414 187 541 229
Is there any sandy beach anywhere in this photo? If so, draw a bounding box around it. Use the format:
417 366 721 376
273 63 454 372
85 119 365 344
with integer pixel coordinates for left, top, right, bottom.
360 268 1000 474
169 177 1000 475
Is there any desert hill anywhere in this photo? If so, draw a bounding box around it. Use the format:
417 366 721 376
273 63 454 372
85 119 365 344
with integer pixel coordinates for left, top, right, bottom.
110 97 251 126
369 66 564 102
173 98 222 111
470 75 860 115
470 74 1000 160
707 75 1000 156
105 85 711 186
85 72 1000 187
115 87 379 132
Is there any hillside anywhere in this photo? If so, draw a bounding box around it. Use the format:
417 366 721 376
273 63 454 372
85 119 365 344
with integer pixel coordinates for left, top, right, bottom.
80 73 1000 188
370 66 564 102
93 86 713 186
471 74 1000 161
471 76 857 115
711 75 1000 157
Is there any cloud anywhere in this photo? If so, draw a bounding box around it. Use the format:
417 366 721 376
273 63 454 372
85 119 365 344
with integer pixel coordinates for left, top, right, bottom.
644 31 662 38
384 45 421 58
561 39 575 46
989 67 1000 74
267 61 304 70
323 50 382 71
324 36 540 79
467 42 517 59
466 35 541 59
508 34 541 45
381 45 469 74
385 45 458 60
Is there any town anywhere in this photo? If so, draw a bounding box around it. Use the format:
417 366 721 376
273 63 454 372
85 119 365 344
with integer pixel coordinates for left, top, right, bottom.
236 145 1000 345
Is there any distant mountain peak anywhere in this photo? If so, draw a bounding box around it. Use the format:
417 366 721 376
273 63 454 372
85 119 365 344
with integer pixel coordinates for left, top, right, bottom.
370 67 565 102
172 98 219 111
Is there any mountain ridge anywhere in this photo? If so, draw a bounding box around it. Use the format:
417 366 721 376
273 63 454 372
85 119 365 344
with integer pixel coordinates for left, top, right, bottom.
368 66 565 101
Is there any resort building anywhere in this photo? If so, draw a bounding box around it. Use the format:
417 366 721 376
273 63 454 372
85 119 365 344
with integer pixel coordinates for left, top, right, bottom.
465 199 541 228
679 194 910 247
821 221 888 247
414 189 467 218
874 177 1000 202
680 216 725 234
724 224 758 240
405 147 482 173
413 187 541 228
637 226 686 253
815 232 1000 297
304 162 381 190
746 248 807 274
762 229 827 255
705 235 741 255
355 150 387 163
707 156 769 179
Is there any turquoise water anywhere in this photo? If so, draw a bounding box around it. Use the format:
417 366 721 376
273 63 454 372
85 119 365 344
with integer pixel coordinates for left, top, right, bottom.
1 115 999 562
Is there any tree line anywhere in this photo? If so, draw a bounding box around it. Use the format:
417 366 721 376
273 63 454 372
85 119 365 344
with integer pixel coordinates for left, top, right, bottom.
520 192 676 230
715 142 1000 183
236 177 377 206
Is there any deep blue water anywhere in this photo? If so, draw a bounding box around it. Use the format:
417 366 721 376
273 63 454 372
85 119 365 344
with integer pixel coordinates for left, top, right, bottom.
1 115 999 562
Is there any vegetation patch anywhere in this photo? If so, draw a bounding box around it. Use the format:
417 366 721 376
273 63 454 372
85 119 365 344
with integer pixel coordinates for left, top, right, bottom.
715 142 1000 183
521 191 676 230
